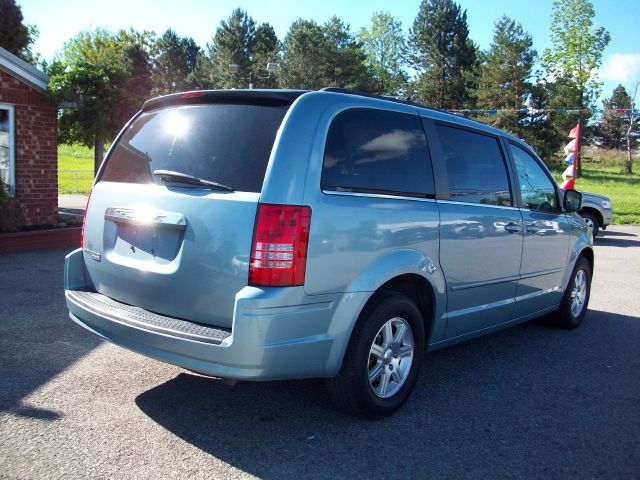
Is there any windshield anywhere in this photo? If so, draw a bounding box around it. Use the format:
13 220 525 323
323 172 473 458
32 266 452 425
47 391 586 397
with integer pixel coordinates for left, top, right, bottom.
100 103 290 193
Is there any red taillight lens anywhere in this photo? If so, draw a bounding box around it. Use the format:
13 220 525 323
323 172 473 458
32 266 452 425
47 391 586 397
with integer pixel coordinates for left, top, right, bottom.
249 204 312 287
180 91 205 99
80 189 92 248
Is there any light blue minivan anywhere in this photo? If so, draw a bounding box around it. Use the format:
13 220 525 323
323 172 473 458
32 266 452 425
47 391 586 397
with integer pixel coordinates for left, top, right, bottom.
65 89 592 418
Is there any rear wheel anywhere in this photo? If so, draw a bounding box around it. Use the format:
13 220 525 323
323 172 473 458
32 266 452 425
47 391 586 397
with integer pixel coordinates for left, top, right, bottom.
326 292 425 419
580 211 600 237
550 257 591 329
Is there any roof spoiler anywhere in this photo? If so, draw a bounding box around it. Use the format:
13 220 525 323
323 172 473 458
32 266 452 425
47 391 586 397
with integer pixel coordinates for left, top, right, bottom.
142 89 307 112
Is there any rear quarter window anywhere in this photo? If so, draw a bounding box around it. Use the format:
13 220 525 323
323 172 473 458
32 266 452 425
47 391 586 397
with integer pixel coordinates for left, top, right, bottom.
322 108 434 197
100 103 289 193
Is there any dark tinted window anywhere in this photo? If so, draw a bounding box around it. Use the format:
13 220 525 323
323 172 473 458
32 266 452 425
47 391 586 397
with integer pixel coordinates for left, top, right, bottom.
436 125 512 206
322 108 434 197
101 103 289 192
510 144 559 212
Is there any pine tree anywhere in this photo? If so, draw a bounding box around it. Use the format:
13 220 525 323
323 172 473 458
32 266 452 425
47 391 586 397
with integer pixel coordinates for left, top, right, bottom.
279 17 372 90
153 29 201 94
208 9 256 89
595 85 637 149
0 0 36 62
408 0 478 109
322 17 371 90
476 16 536 135
250 23 280 88
279 19 329 89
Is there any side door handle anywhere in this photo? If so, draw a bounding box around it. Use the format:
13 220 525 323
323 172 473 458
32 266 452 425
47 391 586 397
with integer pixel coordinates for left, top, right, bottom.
526 223 540 233
504 222 522 233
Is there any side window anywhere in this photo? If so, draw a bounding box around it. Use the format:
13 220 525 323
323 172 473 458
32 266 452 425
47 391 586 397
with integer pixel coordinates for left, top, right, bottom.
510 144 559 213
435 125 512 206
322 108 434 197
0 105 15 196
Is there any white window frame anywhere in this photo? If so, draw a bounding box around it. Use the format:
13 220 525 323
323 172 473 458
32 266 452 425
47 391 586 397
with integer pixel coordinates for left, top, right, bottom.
0 103 15 197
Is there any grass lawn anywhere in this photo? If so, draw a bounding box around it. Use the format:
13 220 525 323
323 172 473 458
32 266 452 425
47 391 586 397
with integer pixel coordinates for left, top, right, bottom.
552 156 640 225
58 144 95 194
57 144 640 225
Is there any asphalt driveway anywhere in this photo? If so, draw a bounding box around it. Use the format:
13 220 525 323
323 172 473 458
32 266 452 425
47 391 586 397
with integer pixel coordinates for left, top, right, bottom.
1 227 638 479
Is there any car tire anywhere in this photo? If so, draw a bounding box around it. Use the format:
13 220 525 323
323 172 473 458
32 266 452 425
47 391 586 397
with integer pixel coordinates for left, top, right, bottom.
580 211 600 237
549 256 592 329
326 292 425 419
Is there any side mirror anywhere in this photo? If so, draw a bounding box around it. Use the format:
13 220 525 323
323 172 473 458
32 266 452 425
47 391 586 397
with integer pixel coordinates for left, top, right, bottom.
563 189 582 212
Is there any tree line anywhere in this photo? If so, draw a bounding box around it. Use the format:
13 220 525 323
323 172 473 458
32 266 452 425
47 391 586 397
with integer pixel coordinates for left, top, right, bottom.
1 0 638 174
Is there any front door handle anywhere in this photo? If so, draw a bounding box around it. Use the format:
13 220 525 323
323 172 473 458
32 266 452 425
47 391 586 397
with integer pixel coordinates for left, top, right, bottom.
526 223 540 233
504 222 521 233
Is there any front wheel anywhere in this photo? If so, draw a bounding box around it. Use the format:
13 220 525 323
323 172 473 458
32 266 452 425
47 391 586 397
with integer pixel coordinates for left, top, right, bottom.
550 257 592 329
326 292 425 419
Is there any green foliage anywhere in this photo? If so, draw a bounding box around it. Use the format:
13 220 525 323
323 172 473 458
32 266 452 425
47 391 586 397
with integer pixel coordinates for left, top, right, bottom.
50 28 154 172
321 17 372 90
542 0 610 109
48 62 126 147
279 17 371 90
0 0 38 63
250 23 280 88
519 83 565 161
0 176 7 208
279 19 329 89
408 0 478 108
357 12 408 95
595 85 639 150
473 16 561 160
153 29 201 95
552 156 640 224
202 9 280 89
477 16 536 120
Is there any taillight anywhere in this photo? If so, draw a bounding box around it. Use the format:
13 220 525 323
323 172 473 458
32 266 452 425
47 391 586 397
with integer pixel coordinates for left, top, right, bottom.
80 189 92 248
249 204 312 287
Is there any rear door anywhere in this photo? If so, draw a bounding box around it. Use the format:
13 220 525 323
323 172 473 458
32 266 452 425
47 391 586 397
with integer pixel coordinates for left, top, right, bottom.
82 96 295 328
507 143 571 317
425 120 524 338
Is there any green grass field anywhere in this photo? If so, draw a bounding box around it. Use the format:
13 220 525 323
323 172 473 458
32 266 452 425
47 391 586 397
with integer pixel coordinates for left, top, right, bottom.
552 156 640 225
58 144 640 224
58 144 95 194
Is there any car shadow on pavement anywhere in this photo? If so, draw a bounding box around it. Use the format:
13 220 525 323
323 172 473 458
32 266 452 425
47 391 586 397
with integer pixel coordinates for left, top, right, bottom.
0 249 102 420
135 310 639 478
596 229 639 248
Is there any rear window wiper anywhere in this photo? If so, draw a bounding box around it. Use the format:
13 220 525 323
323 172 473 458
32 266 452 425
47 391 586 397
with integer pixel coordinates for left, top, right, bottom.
153 170 234 192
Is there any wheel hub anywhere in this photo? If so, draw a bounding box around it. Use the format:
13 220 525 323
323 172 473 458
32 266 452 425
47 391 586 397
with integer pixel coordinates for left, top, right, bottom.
368 317 414 399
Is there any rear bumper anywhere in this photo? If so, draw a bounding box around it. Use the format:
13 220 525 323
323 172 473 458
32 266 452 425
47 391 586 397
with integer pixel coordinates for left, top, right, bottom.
65 249 366 380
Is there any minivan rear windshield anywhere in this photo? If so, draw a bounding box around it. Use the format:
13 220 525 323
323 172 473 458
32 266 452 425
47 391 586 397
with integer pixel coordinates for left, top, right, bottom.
99 103 290 193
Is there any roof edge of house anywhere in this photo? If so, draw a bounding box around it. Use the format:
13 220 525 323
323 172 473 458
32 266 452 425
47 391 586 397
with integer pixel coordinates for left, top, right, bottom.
0 46 49 93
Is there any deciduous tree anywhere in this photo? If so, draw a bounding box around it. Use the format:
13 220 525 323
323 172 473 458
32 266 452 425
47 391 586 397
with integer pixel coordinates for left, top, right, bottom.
51 29 154 172
542 0 610 173
357 12 408 95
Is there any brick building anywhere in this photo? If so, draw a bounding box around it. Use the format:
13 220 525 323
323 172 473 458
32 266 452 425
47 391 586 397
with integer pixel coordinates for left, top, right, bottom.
0 46 57 228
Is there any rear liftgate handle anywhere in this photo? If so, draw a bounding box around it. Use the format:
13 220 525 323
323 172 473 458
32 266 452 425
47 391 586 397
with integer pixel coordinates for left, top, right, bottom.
104 207 187 231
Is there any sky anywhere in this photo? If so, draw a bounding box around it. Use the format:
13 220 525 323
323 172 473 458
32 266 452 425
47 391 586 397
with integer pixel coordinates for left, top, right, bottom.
17 0 640 104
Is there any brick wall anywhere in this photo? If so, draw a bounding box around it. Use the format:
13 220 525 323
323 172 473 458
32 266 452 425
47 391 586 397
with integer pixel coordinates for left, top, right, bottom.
0 68 58 226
